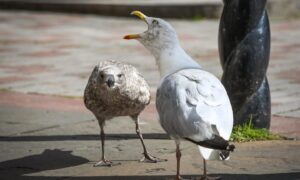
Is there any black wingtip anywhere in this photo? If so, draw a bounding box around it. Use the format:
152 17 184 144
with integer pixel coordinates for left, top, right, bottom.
185 136 235 152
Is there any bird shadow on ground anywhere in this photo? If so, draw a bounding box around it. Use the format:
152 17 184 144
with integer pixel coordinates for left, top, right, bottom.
0 149 89 180
52 173 300 180
0 149 299 180
76 173 300 180
0 133 170 142
0 173 299 180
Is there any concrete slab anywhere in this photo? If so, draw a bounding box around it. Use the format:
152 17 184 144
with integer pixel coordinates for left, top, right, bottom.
0 95 299 179
0 10 300 180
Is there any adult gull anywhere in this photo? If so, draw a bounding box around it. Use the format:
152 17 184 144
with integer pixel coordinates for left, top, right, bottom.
124 11 235 179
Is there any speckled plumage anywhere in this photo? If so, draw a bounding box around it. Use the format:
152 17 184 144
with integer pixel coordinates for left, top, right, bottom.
84 60 150 121
83 60 159 166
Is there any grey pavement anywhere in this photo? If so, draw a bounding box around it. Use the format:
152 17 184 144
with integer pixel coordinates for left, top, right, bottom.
0 10 300 179
0 93 299 179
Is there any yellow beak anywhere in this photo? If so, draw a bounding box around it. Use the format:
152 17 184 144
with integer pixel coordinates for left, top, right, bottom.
123 34 141 40
123 11 148 40
130 11 147 20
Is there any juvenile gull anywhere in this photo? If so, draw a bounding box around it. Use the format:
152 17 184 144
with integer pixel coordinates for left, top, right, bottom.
124 11 235 179
84 60 161 166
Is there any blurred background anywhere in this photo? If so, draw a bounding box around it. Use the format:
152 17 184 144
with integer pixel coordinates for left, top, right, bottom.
0 0 299 179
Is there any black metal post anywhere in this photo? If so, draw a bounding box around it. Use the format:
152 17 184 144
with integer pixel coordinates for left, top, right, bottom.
218 0 271 128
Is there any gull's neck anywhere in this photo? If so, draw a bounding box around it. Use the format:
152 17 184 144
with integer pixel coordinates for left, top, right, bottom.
156 45 201 78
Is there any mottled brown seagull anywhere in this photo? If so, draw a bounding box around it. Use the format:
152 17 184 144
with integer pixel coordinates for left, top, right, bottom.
84 60 162 167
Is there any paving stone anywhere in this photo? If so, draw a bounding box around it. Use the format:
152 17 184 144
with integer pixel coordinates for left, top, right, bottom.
0 10 300 180
0 96 299 179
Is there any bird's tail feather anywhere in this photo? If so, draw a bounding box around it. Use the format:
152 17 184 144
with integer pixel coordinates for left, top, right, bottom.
185 135 235 160
219 150 230 160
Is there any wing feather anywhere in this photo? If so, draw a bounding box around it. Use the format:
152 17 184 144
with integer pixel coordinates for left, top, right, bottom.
156 69 233 142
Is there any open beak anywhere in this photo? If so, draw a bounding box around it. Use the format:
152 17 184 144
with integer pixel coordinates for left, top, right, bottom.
131 11 147 21
123 34 141 40
123 11 148 40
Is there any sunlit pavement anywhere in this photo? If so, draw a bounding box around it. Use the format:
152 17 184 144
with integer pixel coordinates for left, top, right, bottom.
0 11 299 179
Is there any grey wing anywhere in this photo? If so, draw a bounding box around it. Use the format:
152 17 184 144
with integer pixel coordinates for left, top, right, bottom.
156 71 214 140
181 69 233 140
156 69 233 141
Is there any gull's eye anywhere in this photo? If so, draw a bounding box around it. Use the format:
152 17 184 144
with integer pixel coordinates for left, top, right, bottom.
100 74 104 78
117 74 122 78
152 19 159 25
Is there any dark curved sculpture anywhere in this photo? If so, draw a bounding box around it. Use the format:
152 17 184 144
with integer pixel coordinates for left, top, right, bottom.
218 0 271 128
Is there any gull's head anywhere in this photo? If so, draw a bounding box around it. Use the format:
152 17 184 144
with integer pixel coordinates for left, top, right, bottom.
124 11 179 57
96 65 125 91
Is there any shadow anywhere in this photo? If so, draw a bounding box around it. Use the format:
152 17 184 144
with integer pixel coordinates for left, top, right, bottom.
0 150 299 180
62 173 300 180
0 149 89 179
0 133 170 142
1 173 299 180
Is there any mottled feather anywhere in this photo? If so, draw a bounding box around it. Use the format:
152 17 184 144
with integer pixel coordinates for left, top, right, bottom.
84 60 150 121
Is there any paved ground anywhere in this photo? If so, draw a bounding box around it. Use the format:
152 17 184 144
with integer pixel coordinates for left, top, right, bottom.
0 11 300 179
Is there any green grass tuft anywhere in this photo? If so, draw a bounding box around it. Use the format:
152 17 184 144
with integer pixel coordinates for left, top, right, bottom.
230 116 283 142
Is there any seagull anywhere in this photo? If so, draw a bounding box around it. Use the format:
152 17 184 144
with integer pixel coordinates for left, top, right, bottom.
84 60 163 167
124 11 235 179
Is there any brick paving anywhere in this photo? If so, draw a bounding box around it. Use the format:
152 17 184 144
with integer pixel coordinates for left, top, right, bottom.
0 10 299 133
0 10 299 179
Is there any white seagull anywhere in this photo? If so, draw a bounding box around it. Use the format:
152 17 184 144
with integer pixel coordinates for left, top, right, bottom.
124 11 235 180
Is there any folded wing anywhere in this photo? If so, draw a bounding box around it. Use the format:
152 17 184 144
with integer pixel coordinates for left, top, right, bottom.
156 69 233 159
